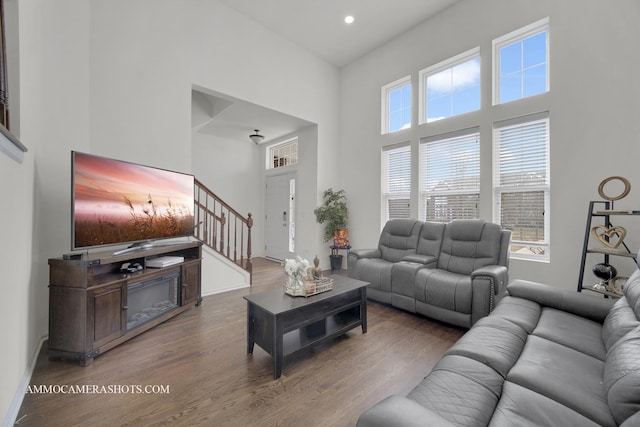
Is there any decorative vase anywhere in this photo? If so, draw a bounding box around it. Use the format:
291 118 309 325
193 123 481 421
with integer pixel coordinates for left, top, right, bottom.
287 276 305 291
334 229 349 247
592 263 617 282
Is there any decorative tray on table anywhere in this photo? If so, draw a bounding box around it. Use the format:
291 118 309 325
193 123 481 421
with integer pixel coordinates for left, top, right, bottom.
284 277 334 297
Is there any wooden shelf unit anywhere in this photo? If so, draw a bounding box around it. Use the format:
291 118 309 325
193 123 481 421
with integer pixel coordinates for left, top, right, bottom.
48 241 202 366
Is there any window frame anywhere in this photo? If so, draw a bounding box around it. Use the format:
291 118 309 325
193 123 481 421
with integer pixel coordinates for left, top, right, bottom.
419 128 480 222
0 0 27 163
266 137 298 170
419 47 480 125
381 75 412 135
0 0 7 129
381 142 411 228
492 17 550 106
493 113 550 261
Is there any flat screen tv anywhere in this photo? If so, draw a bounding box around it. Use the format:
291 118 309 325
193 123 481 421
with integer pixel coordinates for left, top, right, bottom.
71 151 195 253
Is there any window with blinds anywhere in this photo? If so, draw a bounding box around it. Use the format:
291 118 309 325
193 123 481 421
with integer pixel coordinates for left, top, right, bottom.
381 143 411 226
419 130 480 222
494 114 549 260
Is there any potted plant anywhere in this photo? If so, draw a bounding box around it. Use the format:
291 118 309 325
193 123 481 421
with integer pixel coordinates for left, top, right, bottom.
314 188 349 270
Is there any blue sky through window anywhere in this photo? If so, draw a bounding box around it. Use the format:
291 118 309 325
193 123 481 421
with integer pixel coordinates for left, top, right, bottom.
500 31 547 103
426 56 480 122
388 83 411 132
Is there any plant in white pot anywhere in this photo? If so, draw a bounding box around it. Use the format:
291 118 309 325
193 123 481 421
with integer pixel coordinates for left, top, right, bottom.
314 188 349 270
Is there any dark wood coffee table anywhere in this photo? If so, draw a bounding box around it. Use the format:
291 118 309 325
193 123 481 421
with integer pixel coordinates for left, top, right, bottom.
244 275 368 379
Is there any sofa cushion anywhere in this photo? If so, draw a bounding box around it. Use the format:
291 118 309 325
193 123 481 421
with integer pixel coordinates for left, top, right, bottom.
352 258 394 294
438 220 503 275
533 307 606 360
445 316 528 378
507 335 615 427
604 325 640 425
622 267 640 319
378 219 422 262
390 261 422 313
603 297 640 352
416 221 445 258
487 295 541 333
414 268 472 314
356 395 457 427
489 381 604 427
507 279 613 323
408 355 502 427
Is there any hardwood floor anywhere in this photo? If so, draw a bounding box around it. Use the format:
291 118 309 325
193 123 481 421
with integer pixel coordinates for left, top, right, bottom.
16 258 464 427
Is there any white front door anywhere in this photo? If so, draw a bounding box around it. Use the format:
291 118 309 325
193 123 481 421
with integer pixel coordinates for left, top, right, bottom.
265 173 296 260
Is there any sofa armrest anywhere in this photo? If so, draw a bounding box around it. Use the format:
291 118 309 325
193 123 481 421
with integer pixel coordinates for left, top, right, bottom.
469 265 509 325
402 254 437 267
507 279 615 323
471 265 508 295
350 248 381 259
357 395 456 427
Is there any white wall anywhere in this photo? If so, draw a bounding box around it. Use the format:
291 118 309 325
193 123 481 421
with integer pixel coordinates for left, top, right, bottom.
2 0 340 423
201 246 249 296
0 1 32 421
339 0 640 289
89 0 340 264
191 130 262 250
1 0 91 424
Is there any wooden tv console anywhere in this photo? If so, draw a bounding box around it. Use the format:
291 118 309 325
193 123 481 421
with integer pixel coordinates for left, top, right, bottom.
48 241 202 366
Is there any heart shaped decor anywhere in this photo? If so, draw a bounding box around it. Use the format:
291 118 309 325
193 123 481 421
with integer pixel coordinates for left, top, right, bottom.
591 225 627 249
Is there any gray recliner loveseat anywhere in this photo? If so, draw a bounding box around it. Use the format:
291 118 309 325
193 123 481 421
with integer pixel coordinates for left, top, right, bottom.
348 219 511 328
357 259 640 426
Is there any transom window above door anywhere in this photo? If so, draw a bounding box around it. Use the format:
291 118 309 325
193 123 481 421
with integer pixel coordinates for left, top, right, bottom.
267 138 298 169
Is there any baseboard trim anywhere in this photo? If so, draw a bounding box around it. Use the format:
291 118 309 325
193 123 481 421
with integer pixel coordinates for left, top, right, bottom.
201 283 249 297
3 334 47 427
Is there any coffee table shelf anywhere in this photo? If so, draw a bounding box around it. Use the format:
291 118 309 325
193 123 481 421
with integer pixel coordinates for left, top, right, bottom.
282 305 362 357
244 276 368 379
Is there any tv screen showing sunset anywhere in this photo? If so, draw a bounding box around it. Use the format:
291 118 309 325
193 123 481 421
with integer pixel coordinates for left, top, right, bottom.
72 152 195 249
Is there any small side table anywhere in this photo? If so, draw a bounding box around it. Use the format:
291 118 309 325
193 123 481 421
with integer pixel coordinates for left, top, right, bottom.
330 245 351 270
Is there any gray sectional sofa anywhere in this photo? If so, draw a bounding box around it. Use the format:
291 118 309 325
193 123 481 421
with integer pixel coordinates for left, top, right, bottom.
348 219 511 328
357 260 640 427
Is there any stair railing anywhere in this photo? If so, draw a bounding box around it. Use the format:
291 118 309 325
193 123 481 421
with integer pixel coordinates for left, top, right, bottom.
194 178 253 282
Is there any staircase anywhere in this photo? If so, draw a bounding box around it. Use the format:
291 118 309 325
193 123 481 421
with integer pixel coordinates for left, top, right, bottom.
194 178 253 283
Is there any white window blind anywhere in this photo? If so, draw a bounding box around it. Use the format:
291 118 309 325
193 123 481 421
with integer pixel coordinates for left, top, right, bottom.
494 115 549 259
419 130 480 222
382 143 411 226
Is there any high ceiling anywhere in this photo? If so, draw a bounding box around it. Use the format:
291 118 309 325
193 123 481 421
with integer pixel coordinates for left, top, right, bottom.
218 0 462 67
195 0 463 144
192 87 313 145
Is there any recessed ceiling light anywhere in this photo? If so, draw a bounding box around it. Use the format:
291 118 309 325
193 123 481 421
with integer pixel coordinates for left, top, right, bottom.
344 15 354 24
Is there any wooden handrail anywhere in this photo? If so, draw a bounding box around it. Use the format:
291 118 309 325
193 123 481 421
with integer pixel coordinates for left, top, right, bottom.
194 178 253 283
